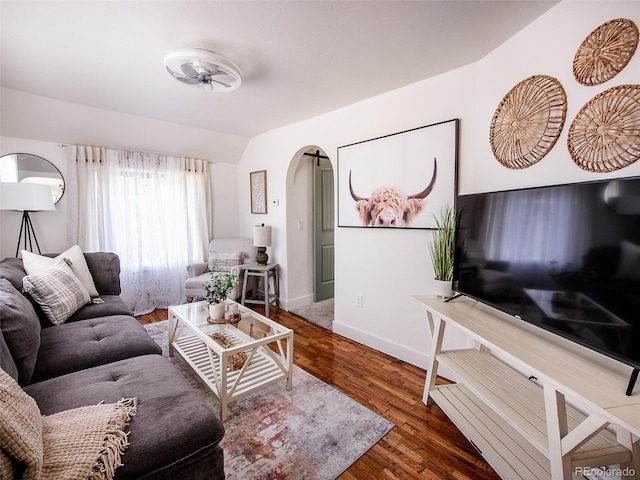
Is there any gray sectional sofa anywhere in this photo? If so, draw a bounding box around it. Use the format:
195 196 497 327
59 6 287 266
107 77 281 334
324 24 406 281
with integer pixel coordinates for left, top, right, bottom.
0 252 226 479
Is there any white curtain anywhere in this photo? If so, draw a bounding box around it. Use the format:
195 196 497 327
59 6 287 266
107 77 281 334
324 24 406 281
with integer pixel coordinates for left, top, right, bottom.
74 145 212 315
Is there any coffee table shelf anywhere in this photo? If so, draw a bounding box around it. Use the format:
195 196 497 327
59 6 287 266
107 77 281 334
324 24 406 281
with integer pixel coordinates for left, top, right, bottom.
168 301 293 420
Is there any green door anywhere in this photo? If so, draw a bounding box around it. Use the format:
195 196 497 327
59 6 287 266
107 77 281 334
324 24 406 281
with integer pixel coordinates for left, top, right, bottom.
314 157 334 302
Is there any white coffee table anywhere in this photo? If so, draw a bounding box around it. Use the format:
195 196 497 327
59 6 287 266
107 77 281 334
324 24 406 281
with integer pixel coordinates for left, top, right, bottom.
168 300 293 420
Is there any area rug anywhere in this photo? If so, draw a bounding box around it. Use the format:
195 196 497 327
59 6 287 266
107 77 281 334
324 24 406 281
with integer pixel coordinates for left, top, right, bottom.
143 320 393 479
290 298 334 330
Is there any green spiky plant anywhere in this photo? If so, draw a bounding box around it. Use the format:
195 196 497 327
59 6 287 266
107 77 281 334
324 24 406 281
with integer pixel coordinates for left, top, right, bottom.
429 205 458 282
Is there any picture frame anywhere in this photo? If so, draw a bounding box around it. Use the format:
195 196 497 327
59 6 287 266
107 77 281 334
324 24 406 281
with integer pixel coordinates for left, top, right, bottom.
250 170 268 214
337 119 458 229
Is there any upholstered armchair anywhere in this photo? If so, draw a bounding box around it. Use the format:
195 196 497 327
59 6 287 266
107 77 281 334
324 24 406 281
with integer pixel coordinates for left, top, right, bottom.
185 237 256 302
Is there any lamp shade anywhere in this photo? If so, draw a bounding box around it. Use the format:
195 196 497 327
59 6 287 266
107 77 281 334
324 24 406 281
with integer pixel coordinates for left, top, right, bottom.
0 182 55 212
253 224 272 247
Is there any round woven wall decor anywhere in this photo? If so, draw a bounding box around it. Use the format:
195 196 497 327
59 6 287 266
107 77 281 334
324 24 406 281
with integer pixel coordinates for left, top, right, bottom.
567 84 640 173
489 75 567 169
573 18 638 86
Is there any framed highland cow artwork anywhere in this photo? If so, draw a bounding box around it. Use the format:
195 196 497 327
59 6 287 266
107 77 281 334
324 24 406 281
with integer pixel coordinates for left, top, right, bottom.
338 119 458 229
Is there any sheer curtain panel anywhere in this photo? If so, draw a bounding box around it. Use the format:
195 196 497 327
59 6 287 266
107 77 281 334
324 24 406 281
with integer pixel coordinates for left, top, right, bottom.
74 145 212 315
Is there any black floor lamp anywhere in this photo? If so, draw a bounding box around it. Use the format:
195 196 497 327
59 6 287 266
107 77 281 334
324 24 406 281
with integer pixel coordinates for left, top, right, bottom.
0 182 55 257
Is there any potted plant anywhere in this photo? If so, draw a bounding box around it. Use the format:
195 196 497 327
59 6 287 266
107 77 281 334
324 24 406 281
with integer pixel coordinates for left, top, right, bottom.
429 205 458 298
202 270 239 321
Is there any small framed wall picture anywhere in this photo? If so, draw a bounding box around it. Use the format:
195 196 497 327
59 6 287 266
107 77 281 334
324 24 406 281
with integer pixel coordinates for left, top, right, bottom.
250 170 268 214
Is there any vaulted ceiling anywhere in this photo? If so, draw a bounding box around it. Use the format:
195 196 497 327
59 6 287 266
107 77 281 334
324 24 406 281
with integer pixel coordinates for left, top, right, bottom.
1 1 558 145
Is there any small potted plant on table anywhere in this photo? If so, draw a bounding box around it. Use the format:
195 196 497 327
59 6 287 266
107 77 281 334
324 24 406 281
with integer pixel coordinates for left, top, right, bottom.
202 270 239 322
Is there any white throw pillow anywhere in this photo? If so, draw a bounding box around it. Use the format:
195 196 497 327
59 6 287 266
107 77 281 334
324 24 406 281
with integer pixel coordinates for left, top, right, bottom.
21 245 99 297
22 259 91 325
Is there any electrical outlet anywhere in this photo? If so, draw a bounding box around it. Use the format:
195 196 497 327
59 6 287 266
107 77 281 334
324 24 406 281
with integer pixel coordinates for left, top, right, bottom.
297 220 303 230
355 294 363 308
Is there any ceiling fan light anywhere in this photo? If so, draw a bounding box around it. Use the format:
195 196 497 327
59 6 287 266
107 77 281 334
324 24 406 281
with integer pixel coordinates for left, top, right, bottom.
164 48 241 92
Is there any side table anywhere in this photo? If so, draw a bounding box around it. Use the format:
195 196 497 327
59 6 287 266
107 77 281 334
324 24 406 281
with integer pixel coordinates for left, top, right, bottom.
240 263 280 317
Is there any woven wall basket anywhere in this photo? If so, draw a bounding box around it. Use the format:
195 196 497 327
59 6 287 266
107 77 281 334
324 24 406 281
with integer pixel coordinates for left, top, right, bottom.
573 18 638 86
567 84 640 173
489 75 567 169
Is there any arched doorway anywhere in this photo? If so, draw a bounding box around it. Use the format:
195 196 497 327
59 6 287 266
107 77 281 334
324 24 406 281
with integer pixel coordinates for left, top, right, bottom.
285 146 334 307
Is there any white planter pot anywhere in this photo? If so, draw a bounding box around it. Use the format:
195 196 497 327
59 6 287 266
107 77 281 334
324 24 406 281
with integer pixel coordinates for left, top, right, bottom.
209 302 225 320
433 279 453 298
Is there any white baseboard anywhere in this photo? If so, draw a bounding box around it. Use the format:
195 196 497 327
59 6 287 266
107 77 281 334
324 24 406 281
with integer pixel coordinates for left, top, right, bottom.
279 294 314 312
332 321 458 382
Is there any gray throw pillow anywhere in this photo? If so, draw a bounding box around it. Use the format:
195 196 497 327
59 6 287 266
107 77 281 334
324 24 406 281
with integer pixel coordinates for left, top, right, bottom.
22 259 91 327
0 279 41 385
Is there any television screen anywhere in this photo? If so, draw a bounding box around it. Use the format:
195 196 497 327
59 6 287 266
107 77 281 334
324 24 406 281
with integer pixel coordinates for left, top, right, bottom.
455 177 640 371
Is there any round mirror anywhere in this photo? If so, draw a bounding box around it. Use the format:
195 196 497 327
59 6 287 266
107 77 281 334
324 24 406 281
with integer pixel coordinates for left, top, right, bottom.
0 153 64 204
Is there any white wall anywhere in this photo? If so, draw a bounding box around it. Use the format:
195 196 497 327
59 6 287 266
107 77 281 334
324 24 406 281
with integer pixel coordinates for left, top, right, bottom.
0 136 241 259
237 1 640 371
1 88 249 164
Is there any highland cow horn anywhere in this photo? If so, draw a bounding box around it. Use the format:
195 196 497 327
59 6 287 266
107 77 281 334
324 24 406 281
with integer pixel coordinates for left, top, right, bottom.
408 157 438 199
349 170 368 201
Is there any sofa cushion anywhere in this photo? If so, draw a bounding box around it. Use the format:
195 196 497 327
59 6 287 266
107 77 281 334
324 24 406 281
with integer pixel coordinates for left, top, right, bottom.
22 246 99 297
31 315 161 383
24 355 225 480
65 295 133 323
23 259 91 326
0 279 41 385
0 257 27 291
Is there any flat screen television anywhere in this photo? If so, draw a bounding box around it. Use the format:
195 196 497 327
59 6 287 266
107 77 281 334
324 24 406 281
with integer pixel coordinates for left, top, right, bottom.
454 177 640 393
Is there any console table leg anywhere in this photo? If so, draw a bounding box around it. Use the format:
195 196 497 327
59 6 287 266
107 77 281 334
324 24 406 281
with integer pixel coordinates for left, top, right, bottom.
544 385 572 480
423 311 445 406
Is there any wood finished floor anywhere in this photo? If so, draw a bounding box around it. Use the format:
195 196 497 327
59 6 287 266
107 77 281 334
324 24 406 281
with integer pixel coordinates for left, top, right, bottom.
136 306 500 480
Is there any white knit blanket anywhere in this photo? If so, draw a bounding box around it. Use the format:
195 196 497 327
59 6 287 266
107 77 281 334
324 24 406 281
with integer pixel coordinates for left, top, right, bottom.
0 367 137 480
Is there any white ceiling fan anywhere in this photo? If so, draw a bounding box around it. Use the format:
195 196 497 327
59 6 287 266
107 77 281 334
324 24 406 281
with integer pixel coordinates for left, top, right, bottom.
164 48 242 92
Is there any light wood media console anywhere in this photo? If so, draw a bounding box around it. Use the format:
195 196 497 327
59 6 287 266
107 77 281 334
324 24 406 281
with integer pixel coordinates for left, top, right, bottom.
412 295 640 480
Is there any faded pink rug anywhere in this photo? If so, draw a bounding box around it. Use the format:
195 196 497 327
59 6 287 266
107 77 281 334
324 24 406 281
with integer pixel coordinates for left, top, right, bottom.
144 320 393 479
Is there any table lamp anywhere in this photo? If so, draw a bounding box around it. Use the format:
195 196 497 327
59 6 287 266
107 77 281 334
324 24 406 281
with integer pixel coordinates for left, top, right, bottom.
0 182 55 257
253 223 272 265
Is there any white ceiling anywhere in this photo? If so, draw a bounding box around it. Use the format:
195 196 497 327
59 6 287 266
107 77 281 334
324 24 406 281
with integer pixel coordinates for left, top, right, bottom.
0 1 558 142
